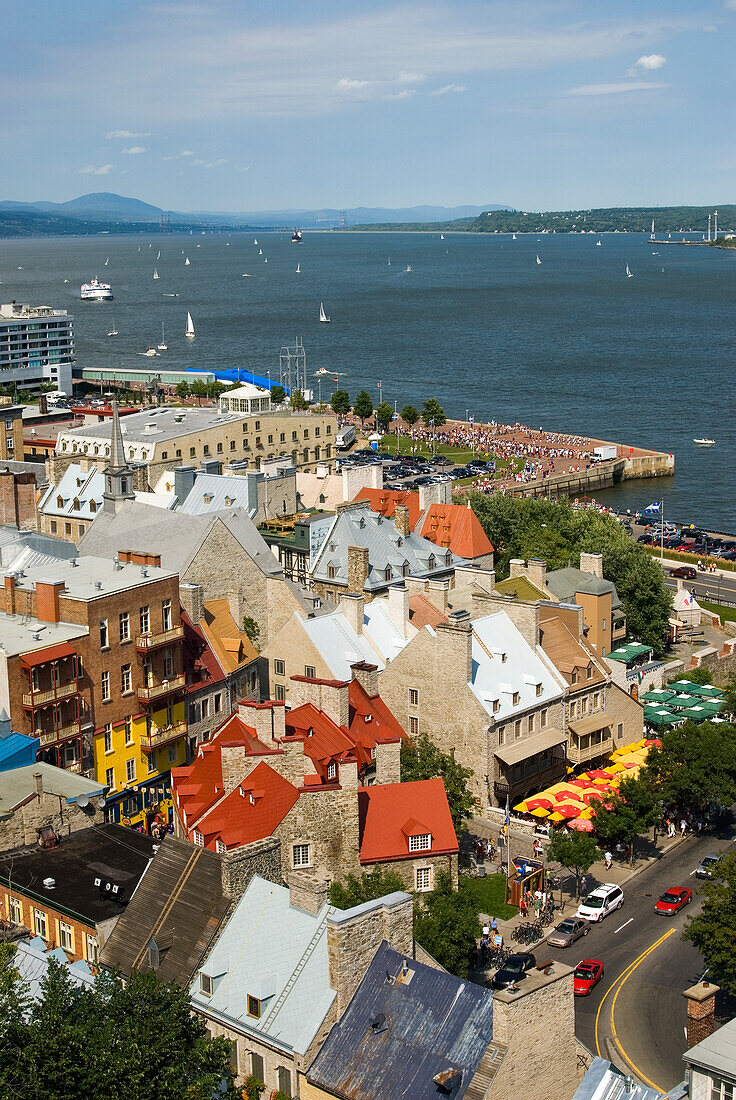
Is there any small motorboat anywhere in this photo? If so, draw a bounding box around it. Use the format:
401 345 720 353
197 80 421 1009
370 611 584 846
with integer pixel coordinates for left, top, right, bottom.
693 438 716 446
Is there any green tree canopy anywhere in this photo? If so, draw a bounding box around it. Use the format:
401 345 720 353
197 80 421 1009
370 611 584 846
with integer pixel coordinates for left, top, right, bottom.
422 398 446 427
667 665 712 686
468 494 672 654
592 774 658 863
546 831 599 898
175 380 190 398
0 955 235 1100
684 851 736 995
400 734 475 832
642 720 736 816
400 404 419 426
330 389 351 415
290 389 308 410
354 390 374 424
190 379 208 401
328 866 407 909
414 870 479 977
270 385 286 405
375 402 394 430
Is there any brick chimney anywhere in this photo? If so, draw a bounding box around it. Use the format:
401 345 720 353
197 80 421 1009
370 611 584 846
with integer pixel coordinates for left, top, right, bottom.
394 504 411 538
340 592 365 636
238 700 286 743
35 580 65 624
3 574 16 614
289 870 330 915
683 981 719 1048
33 772 43 796
347 546 370 593
327 892 414 1016
351 661 378 697
580 552 604 579
386 582 409 638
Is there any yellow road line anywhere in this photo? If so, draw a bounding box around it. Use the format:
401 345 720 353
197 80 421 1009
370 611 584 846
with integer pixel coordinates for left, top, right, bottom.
594 926 676 1088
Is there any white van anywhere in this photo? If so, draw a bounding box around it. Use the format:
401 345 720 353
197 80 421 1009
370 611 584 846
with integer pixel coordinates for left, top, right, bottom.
576 883 624 923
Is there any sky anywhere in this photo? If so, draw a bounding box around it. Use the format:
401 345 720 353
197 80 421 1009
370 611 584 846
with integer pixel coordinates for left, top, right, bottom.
2 0 735 213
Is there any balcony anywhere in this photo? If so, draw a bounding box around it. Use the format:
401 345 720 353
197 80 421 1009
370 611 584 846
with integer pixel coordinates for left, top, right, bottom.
22 680 79 708
36 722 81 747
137 673 186 704
494 759 567 800
140 721 188 752
135 625 184 652
567 735 614 766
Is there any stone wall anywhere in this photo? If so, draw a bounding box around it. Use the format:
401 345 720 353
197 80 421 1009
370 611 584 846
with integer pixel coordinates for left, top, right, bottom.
220 836 283 903
0 788 104 852
370 851 459 892
273 760 362 884
326 891 414 1016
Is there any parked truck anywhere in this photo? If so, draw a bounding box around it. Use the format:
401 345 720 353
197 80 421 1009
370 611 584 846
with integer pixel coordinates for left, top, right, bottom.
593 444 618 462
336 424 356 450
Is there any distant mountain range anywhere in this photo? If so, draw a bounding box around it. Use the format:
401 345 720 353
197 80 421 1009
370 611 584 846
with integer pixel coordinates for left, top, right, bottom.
0 192 508 236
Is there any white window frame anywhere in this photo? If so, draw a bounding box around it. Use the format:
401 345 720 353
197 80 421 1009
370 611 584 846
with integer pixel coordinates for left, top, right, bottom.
101 670 110 702
121 663 131 693
167 745 178 765
119 611 130 642
104 727 113 754
200 972 213 996
106 767 115 789
409 833 432 852
327 762 337 781
126 757 136 783
193 830 204 847
58 921 74 952
33 908 48 939
86 934 98 963
292 842 311 868
8 896 22 925
415 867 432 891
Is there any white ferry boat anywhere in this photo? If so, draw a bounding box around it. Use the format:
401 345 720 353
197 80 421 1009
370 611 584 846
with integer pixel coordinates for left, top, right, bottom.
80 277 113 301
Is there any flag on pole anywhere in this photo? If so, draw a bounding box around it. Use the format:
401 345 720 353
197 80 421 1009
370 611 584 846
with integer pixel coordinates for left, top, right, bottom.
504 796 510 829
644 500 662 515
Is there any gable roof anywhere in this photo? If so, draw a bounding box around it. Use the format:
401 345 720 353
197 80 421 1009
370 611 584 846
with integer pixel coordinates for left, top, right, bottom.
181 610 227 692
199 598 258 674
299 609 388 680
14 937 95 1007
307 941 495 1100
420 503 494 560
469 611 566 720
353 488 423 530
189 875 337 1057
0 762 103 813
178 472 257 518
358 778 458 864
190 761 299 851
409 593 448 630
99 836 230 984
545 566 621 609
348 678 406 749
39 463 104 520
539 614 607 684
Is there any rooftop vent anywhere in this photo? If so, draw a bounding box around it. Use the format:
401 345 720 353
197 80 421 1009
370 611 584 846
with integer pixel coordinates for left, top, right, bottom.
370 1012 387 1032
94 581 102 590
42 877 55 889
141 567 148 577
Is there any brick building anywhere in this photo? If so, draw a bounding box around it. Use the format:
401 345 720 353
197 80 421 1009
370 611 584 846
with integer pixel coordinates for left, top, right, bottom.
0 467 38 530
0 402 25 462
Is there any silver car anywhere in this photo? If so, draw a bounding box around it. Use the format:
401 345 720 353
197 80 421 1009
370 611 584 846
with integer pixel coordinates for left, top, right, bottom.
547 917 589 948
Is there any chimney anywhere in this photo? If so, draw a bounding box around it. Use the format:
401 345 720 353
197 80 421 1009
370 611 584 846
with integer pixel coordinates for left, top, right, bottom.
342 463 381 503
173 465 197 503
525 557 547 592
340 592 365 636
238 700 286 743
509 558 526 579
418 480 451 510
580 551 604 579
200 458 222 476
426 579 450 613
347 546 370 593
386 582 410 638
327 892 414 1016
394 504 410 538
497 597 541 650
289 676 350 728
351 661 379 697
33 772 43 797
179 582 205 624
289 870 330 915
3 574 16 614
683 982 719 1048
35 580 65 624
435 614 473 684
220 743 248 793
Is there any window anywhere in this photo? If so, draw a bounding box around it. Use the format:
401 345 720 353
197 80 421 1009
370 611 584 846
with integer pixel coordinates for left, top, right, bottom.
161 451 168 460
541 709 548 728
409 716 419 736
162 599 172 631
327 563 336 580
409 833 432 852
250 1053 264 1083
512 691 520 706
86 935 98 964
409 688 419 706
101 671 110 702
230 440 236 451
416 867 432 891
384 565 392 582
104 726 113 753
145 752 154 773
123 716 132 745
274 684 286 702
274 659 285 676
247 995 261 1019
594 692 601 709
33 909 48 939
50 520 57 533
100 619 109 648
602 618 607 632
497 727 505 746
428 554 436 571
710 1078 735 1100
514 719 522 739
163 649 174 678
126 757 136 783
214 692 222 714
139 605 150 634
168 745 178 765
327 762 337 781
277 1068 292 1096
305 665 316 678
571 671 578 685
493 699 500 714
267 434 273 445
106 767 115 788
59 921 74 952
216 839 226 854
536 682 543 697
8 896 22 925
203 445 210 456
528 714 535 733
216 442 223 454
193 830 204 847
119 611 130 641
586 665 593 680
89 500 97 514
617 722 624 741
200 972 213 996
293 843 311 868
190 447 196 458
121 664 132 693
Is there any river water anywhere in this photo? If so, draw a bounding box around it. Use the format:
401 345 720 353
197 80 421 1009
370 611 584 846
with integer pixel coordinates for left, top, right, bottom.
1 230 733 529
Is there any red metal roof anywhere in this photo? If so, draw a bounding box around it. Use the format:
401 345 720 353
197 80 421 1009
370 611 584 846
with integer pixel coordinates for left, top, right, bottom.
181 610 226 692
194 761 299 851
352 488 422 530
419 503 494 559
358 778 458 864
348 679 406 756
19 642 77 669
285 703 356 766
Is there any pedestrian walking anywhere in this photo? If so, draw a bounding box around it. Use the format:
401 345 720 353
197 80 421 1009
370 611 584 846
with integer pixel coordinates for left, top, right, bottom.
520 896 527 918
680 818 687 836
604 851 613 870
498 831 505 852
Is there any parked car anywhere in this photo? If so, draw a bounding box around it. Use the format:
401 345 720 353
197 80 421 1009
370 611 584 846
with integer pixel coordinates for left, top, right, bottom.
432 456 452 466
576 884 624 923
490 952 536 990
695 854 720 879
546 917 589 948
654 888 692 915
574 959 604 997
669 566 697 579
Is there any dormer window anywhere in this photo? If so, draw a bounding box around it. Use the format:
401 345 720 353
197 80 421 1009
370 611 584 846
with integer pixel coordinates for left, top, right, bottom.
571 670 578 685
384 565 392 582
327 762 337 780
57 495 63 508
200 973 213 996
428 554 436 571
402 561 410 577
327 563 336 580
535 682 543 697
203 494 212 504
445 552 452 566
247 995 261 1019
409 833 432 852
89 500 97 513
73 497 80 511
224 496 233 506
586 665 593 680
512 691 520 706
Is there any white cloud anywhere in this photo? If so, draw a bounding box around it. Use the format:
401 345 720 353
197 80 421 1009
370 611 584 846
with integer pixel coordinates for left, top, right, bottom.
635 53 666 70
429 83 467 96
335 78 370 92
190 157 227 168
566 81 669 96
105 129 150 139
122 145 146 154
163 150 194 160
724 1 736 10
79 163 114 175
383 88 417 100
703 24 718 32
396 71 425 84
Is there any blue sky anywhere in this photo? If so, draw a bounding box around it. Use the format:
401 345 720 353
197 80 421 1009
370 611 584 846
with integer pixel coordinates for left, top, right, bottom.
3 0 735 212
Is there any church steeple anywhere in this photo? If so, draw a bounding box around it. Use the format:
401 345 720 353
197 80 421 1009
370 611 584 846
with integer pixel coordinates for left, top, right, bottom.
102 399 135 514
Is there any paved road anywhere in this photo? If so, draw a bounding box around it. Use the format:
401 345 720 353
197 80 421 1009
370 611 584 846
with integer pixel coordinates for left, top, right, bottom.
663 571 736 606
540 829 734 1091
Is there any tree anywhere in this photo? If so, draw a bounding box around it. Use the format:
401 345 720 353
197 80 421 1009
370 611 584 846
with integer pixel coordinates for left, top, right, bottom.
330 389 351 416
242 616 260 651
546 831 599 899
642 721 736 816
290 389 308 410
684 851 736 994
401 404 419 427
400 734 475 832
422 398 446 427
414 870 479 977
329 866 406 909
668 665 712 686
270 385 286 405
592 775 658 864
375 402 394 430
190 379 208 403
354 390 373 425
0 960 236 1100
207 381 226 399
722 674 736 720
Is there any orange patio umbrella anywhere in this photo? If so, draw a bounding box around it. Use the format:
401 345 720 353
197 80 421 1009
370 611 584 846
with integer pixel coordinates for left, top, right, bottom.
548 811 566 823
530 807 550 818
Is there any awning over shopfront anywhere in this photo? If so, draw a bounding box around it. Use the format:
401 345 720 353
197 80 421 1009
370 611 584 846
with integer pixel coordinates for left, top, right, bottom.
568 714 613 738
495 728 566 768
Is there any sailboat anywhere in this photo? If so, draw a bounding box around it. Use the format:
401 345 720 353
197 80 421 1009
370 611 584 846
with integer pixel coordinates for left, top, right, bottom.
512 233 517 240
157 322 167 351
536 254 541 265
104 257 109 267
137 246 141 252
596 240 602 246
650 219 655 241
153 267 160 280
319 302 330 324
405 265 412 272
626 264 634 278
258 249 262 255
387 258 391 266
296 262 301 273
254 238 258 245
185 312 195 338
440 234 445 240
107 317 118 337
184 257 190 266
156 250 161 260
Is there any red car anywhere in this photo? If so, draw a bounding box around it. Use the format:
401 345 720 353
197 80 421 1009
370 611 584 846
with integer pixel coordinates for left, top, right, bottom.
654 888 692 915
574 959 604 996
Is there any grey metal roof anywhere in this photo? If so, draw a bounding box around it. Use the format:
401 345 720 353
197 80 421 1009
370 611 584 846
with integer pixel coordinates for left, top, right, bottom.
307 941 495 1100
178 472 258 518
57 404 248 447
572 1057 669 1100
0 763 103 813
683 1015 736 1079
14 937 95 1009
0 611 88 658
1 553 177 601
0 527 78 569
545 567 623 610
39 463 104 520
311 504 464 591
0 460 48 487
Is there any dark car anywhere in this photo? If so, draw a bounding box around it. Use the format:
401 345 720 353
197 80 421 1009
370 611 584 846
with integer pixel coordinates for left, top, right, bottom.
432 456 452 466
546 917 589 949
669 566 697 579
490 952 536 990
638 534 654 544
